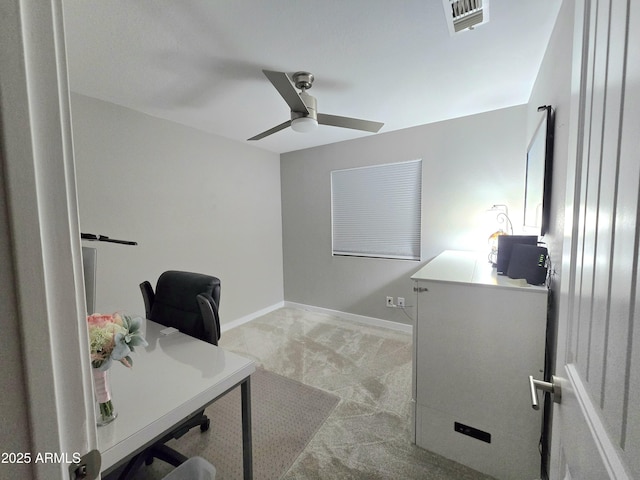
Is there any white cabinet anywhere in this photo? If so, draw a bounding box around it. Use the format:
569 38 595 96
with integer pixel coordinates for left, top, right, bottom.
411 250 548 480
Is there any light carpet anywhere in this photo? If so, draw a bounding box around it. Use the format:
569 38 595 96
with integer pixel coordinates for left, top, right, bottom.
115 367 339 480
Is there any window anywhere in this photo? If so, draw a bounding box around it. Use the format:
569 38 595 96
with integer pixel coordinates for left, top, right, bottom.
331 159 422 260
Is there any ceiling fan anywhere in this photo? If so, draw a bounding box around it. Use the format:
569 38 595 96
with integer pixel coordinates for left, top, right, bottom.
248 70 384 141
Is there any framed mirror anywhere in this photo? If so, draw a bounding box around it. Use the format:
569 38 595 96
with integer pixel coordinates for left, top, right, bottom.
524 105 554 235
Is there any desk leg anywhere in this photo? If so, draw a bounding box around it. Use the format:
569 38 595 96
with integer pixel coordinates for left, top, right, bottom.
241 377 253 480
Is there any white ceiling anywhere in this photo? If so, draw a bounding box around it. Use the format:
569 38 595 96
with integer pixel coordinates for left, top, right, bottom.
61 0 561 154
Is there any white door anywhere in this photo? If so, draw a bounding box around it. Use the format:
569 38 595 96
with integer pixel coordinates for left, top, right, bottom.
1 1 99 478
550 0 639 478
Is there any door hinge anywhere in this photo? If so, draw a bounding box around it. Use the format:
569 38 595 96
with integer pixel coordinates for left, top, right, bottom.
69 449 101 480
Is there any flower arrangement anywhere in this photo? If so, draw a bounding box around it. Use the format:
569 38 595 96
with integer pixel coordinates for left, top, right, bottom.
87 313 147 424
88 312 148 370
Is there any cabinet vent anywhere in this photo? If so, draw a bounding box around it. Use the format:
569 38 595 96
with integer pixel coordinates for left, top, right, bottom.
443 0 489 35
454 421 491 443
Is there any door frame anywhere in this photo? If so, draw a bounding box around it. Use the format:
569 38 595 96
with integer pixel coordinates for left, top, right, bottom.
1 0 97 478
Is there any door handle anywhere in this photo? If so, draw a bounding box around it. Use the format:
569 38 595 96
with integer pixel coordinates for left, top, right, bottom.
529 375 562 410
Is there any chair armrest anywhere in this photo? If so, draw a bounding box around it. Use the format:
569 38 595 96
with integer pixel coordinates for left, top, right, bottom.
139 281 155 319
196 293 221 345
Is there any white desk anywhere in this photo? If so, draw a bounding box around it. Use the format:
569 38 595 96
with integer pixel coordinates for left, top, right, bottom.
98 320 255 478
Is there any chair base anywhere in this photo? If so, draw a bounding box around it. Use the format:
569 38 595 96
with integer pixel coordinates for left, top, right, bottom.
116 412 210 479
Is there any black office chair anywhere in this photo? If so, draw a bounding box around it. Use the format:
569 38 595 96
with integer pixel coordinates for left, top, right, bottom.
140 270 221 346
116 271 221 479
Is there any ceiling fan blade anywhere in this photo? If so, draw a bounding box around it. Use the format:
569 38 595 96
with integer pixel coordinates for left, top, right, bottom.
247 120 292 141
263 70 309 114
317 113 384 133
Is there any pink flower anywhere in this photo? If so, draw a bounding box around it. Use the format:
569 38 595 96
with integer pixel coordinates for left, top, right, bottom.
87 313 114 327
112 313 124 326
88 312 125 327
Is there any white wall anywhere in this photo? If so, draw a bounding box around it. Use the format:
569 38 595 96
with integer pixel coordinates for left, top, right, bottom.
281 106 528 324
71 94 284 325
527 0 575 268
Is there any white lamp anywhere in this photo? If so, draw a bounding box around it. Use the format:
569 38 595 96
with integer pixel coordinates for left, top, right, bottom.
291 116 318 133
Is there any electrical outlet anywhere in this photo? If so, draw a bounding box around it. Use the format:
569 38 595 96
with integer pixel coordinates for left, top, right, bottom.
397 297 405 308
386 296 394 307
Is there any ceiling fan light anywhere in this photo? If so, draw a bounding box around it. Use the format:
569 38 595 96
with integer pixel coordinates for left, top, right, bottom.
291 116 318 133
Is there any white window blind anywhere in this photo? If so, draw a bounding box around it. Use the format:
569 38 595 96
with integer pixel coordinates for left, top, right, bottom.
331 159 422 260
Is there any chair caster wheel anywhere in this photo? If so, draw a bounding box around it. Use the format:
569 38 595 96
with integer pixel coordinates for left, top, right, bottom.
200 418 210 432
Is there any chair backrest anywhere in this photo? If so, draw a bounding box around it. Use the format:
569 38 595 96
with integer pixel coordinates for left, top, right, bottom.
146 270 221 344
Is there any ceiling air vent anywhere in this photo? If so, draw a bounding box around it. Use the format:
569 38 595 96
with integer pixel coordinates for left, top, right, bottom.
443 0 489 35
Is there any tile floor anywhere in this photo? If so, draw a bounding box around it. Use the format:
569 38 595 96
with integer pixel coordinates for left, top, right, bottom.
220 307 495 479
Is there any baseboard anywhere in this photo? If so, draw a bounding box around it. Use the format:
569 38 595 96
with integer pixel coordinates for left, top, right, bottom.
221 301 285 333
284 301 413 334
223 301 413 335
